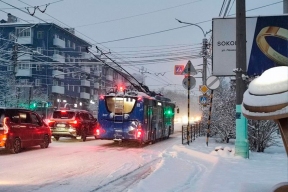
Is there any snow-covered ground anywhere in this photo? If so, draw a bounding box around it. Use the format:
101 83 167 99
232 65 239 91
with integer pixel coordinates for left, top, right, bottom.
0 124 287 192
129 124 288 192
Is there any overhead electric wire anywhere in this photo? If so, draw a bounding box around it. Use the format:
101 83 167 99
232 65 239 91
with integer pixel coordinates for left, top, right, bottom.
74 0 206 28
1 0 281 90
1 0 63 9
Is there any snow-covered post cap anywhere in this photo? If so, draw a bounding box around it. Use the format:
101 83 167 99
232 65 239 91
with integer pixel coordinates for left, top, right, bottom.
242 66 288 120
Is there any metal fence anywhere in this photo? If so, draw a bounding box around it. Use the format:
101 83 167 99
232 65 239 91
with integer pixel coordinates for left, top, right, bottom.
182 122 201 145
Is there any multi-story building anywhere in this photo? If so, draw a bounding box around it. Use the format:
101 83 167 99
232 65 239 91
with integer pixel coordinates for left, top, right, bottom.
0 13 129 116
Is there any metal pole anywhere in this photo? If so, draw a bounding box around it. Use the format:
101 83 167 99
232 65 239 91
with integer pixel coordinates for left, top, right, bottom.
235 0 248 158
187 61 191 145
206 90 213 146
202 38 208 85
284 0 288 13
12 43 18 77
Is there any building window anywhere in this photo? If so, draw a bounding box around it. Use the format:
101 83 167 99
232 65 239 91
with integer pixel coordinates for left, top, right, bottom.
72 85 74 92
67 84 69 91
54 49 59 55
78 87 80 93
16 28 31 37
73 43 76 50
9 32 15 40
53 79 58 86
19 79 29 85
19 63 30 69
66 40 70 48
36 64 41 71
35 79 41 86
37 47 43 54
61 82 64 86
37 31 44 39
7 65 13 71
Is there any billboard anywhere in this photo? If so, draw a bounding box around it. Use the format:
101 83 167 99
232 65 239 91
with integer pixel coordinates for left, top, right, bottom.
212 15 288 76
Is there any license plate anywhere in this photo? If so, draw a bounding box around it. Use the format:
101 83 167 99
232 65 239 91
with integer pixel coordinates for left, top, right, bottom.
56 123 66 128
56 128 66 131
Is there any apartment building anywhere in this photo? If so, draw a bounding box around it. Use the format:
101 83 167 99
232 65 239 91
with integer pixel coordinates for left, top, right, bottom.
0 13 128 115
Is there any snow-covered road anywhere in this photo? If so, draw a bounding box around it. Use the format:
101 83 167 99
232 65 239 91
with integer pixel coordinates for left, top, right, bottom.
0 126 196 192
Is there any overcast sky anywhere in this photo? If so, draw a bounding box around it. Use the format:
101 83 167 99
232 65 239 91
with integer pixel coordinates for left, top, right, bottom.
0 0 284 93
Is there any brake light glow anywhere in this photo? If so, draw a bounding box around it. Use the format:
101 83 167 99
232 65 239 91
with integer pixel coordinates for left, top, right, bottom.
136 123 142 138
47 119 55 127
137 129 142 138
137 96 142 101
68 120 78 125
61 110 67 113
3 117 9 134
96 129 100 136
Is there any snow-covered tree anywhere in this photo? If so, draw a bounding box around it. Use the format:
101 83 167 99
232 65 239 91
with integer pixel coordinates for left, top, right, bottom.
0 71 47 109
248 120 280 152
206 77 236 143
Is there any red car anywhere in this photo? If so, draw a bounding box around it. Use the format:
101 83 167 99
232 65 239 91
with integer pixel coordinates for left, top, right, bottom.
0 108 52 154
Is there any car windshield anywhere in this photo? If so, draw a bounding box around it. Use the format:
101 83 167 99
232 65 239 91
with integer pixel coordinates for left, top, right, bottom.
52 111 75 119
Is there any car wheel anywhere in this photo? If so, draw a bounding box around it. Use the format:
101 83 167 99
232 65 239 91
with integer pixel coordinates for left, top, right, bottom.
81 128 87 142
54 136 60 141
10 138 21 154
40 135 50 148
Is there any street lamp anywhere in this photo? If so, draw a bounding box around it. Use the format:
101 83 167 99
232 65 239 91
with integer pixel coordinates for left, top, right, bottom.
175 19 211 86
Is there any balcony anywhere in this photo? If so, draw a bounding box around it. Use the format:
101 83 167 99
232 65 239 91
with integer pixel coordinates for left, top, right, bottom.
81 80 90 87
16 69 32 77
52 70 65 79
52 54 65 63
81 52 91 60
52 86 64 94
106 75 113 81
94 82 100 89
80 92 90 99
18 53 32 60
17 36 33 44
81 66 90 73
53 37 65 48
94 71 101 77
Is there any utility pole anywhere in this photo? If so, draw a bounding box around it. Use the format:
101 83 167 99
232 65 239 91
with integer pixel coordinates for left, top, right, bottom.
139 66 147 84
284 0 288 13
12 43 18 77
235 0 248 158
202 38 208 86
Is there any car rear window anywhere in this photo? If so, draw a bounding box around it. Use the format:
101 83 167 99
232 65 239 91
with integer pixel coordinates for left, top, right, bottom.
53 111 75 119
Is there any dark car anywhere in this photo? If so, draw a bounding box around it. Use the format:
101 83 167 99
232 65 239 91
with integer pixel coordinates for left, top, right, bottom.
48 109 98 141
0 108 52 154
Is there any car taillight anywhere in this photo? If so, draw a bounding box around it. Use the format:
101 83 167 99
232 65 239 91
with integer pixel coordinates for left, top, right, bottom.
3 117 9 134
47 120 55 127
96 125 105 136
68 120 78 126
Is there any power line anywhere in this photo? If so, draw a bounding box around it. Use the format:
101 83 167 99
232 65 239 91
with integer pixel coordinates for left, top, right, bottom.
74 0 206 28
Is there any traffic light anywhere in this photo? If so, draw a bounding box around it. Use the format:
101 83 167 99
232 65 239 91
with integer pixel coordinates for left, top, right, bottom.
30 102 37 110
164 107 174 117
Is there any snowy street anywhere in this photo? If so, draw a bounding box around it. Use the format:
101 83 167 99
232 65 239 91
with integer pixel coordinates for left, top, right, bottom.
0 124 287 192
0 127 187 192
